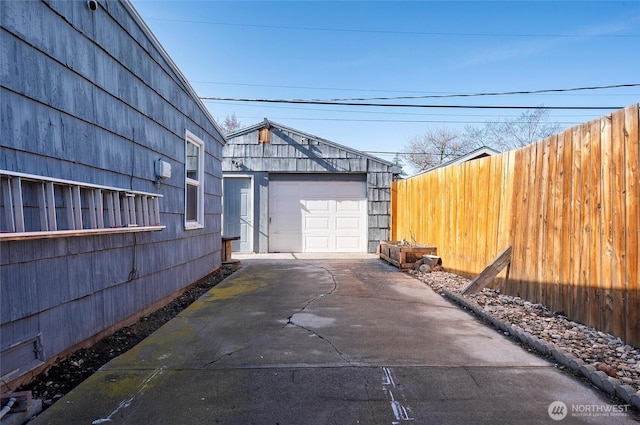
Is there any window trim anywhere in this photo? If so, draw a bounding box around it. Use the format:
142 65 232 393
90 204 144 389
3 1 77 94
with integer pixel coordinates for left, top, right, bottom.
184 130 205 230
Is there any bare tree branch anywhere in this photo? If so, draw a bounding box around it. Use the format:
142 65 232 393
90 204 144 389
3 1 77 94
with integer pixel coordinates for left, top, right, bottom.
464 108 560 151
403 128 472 171
217 113 242 135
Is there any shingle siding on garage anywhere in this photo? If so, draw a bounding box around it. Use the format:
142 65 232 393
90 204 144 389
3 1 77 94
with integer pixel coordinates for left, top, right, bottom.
1 0 224 384
223 122 394 253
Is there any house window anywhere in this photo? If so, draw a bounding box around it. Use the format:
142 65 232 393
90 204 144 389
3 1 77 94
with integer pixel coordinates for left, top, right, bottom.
185 131 204 229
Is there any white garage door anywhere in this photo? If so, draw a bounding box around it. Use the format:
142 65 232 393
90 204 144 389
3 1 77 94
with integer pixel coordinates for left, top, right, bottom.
269 180 367 253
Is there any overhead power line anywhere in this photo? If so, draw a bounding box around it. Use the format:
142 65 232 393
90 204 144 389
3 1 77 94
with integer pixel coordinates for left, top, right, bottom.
200 97 622 110
147 18 640 39
193 80 640 97
200 83 639 104
313 83 640 102
225 116 583 125
200 83 636 109
364 151 466 156
207 100 622 119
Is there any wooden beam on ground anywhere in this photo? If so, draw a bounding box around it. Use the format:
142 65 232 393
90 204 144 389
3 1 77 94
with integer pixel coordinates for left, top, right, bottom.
460 246 512 295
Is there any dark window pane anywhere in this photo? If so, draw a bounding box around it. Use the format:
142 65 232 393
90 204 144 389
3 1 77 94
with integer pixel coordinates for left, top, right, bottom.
186 184 198 221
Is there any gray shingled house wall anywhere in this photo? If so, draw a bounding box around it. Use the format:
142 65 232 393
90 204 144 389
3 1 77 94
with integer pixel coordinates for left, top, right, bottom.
0 0 224 385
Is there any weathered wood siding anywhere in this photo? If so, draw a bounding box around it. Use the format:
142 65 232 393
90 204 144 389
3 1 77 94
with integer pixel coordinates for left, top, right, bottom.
392 105 640 346
0 0 224 384
223 125 393 252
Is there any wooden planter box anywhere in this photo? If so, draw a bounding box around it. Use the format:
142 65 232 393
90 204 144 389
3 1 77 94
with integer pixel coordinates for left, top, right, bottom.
379 241 437 269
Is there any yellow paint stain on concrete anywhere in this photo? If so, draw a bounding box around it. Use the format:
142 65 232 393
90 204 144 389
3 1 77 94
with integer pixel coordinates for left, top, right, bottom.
114 323 197 364
206 278 263 301
72 367 167 401
101 372 157 398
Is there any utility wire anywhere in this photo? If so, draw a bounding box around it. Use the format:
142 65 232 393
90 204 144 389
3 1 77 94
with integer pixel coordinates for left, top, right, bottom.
223 116 583 125
313 83 640 102
200 97 622 110
200 83 637 108
201 83 640 104
364 151 469 156
147 18 640 38
205 100 620 119
192 80 640 96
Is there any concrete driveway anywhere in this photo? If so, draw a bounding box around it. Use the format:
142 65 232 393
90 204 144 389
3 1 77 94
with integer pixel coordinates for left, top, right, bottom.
32 255 637 424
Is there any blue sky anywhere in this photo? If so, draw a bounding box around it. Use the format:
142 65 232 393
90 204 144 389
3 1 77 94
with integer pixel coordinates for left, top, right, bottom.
130 1 640 163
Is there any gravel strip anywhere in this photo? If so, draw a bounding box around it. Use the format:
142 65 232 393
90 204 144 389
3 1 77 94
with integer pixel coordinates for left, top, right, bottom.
409 269 640 409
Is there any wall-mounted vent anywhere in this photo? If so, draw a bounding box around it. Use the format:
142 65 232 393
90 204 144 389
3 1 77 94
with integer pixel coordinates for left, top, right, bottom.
258 127 270 144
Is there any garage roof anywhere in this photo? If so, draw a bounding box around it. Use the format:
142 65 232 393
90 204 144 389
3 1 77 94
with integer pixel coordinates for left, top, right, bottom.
227 118 395 168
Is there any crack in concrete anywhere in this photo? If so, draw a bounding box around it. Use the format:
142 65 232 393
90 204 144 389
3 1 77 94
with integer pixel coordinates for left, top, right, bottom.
200 328 284 368
284 264 353 364
288 321 353 365
285 264 339 322
310 264 339 296
285 264 339 317
200 344 253 368
202 265 341 368
462 366 482 389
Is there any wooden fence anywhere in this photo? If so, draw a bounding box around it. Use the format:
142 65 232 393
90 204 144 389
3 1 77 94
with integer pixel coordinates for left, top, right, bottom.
392 104 640 346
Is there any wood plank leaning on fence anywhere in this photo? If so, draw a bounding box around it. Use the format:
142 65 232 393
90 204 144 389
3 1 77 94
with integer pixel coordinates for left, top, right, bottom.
460 246 512 295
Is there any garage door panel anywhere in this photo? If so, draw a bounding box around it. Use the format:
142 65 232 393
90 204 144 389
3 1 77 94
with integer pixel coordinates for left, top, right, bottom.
336 217 361 231
305 216 331 231
305 236 331 251
269 179 367 253
305 199 331 212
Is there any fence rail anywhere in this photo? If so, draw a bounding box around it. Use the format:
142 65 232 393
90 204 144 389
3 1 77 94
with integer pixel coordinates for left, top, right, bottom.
392 104 640 346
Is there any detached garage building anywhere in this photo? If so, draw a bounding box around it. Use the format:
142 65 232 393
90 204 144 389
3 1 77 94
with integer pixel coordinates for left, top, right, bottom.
222 120 397 253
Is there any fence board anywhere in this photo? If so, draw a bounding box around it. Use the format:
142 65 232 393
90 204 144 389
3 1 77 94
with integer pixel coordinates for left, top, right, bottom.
473 160 484 273
454 165 465 270
525 143 540 301
611 110 627 338
579 123 593 324
559 129 574 314
587 118 603 330
496 151 515 286
549 132 564 312
508 147 525 296
488 156 501 269
568 126 583 319
545 135 558 308
600 115 615 333
544 138 554 301
625 105 640 342
537 137 551 303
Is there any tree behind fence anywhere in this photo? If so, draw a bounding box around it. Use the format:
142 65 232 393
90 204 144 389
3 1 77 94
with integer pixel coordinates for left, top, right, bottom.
392 104 639 346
